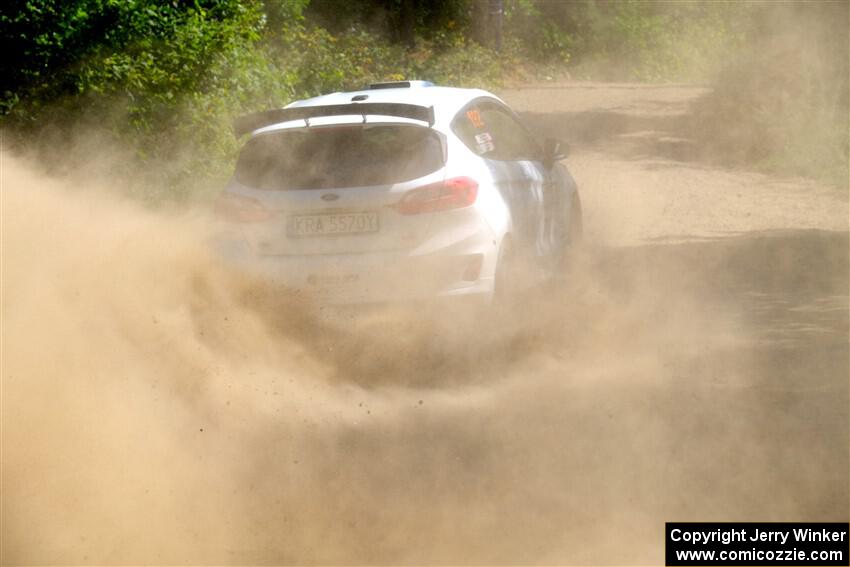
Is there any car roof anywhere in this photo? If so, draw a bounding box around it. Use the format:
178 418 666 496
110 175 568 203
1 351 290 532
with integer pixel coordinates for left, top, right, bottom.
248 84 504 135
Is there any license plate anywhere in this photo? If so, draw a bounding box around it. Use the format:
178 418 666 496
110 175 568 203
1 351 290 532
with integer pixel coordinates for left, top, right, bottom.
287 212 378 237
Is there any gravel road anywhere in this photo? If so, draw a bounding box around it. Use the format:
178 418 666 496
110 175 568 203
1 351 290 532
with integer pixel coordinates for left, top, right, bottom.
3 82 848 564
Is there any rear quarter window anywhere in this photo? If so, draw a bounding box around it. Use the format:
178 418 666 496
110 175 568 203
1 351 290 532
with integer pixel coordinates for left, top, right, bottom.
452 102 541 162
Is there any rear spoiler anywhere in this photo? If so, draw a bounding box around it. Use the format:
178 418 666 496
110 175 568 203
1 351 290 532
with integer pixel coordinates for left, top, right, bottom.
233 103 435 137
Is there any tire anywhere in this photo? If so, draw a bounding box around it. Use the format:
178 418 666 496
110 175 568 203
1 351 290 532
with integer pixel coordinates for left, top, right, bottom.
493 236 519 304
567 191 583 248
556 191 583 275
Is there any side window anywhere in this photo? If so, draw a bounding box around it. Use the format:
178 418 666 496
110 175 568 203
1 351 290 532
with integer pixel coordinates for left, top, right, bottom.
452 102 541 161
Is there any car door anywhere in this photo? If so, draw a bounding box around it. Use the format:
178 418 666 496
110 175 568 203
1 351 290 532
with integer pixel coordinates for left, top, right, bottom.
454 100 554 268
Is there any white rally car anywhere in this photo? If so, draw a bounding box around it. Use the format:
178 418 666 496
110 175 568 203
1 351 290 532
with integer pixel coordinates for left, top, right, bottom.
215 80 581 306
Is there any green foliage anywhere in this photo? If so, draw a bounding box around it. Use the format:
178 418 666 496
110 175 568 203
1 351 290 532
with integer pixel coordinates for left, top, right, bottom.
2 0 845 201
305 0 471 44
273 22 502 94
402 26 504 88
504 0 748 81
504 0 571 65
1 0 509 201
2 0 301 199
273 23 406 95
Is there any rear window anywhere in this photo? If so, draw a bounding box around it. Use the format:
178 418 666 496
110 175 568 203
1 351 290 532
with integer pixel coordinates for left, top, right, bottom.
235 124 444 190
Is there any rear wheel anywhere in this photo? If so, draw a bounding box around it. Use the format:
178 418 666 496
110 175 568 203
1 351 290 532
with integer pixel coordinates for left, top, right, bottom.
494 236 519 304
558 191 583 274
567 191 583 248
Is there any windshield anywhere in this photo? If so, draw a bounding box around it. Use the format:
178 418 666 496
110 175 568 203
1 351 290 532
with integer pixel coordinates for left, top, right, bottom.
235 124 444 190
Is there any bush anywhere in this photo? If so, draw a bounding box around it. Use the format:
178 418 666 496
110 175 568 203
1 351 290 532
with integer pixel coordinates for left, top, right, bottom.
4 0 842 202
1 0 510 203
501 0 748 82
2 0 304 201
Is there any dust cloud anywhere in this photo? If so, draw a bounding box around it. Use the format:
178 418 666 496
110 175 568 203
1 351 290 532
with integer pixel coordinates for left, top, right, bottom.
2 110 848 566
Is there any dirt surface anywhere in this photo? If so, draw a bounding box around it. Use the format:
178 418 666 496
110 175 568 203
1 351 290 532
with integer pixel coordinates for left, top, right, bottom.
505 83 848 243
2 82 848 564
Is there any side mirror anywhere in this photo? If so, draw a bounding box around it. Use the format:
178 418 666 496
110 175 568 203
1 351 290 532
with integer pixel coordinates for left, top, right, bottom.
543 138 568 169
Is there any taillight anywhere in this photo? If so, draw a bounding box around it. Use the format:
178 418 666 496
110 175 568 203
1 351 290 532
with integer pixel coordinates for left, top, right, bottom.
396 176 478 215
214 193 272 223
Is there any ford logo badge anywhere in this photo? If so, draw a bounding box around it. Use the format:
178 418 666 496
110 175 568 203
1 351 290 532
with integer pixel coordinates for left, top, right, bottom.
321 193 340 202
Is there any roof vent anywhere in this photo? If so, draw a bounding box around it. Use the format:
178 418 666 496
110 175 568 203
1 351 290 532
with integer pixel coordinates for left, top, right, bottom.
368 80 434 90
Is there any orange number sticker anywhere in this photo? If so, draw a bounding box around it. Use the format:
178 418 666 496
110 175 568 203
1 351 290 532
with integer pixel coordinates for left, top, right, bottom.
466 109 484 128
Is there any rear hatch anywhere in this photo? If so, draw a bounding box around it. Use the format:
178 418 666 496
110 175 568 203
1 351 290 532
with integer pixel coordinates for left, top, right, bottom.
221 122 445 256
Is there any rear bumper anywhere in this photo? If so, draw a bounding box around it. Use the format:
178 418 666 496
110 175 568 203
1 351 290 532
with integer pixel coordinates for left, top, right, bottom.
214 232 498 306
